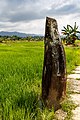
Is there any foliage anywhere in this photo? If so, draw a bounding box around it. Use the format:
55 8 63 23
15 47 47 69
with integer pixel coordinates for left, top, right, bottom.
61 99 77 120
0 35 44 42
62 22 80 45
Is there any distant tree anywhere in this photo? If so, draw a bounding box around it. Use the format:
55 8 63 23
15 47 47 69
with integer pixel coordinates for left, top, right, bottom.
62 22 80 45
11 35 21 41
0 38 3 43
27 36 32 42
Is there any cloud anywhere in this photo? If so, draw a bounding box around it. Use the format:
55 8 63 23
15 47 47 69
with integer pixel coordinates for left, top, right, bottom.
0 0 80 22
45 3 80 16
1 10 43 23
0 0 45 22
0 0 80 34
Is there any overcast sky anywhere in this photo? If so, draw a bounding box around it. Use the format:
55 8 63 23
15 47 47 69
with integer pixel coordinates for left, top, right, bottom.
0 0 80 35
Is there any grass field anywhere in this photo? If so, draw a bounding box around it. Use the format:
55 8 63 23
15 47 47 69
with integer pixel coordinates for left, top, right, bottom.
0 41 80 120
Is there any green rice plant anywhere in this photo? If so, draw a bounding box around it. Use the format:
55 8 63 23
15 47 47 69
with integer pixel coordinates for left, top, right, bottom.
0 41 80 119
61 99 77 120
0 41 55 120
65 46 80 74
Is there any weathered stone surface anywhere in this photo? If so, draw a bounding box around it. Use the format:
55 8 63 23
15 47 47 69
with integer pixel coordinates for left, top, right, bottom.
55 109 67 120
42 17 66 110
68 74 80 79
67 66 80 120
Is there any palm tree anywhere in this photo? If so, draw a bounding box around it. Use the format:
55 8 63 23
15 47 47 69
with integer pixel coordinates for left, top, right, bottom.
62 22 80 45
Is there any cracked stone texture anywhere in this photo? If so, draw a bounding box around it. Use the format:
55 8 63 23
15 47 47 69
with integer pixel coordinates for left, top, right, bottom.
67 66 80 120
68 79 80 93
67 74 80 79
55 109 67 120
72 107 80 120
54 66 80 120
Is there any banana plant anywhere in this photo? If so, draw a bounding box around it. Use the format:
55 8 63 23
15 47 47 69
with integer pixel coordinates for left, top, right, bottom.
62 22 80 45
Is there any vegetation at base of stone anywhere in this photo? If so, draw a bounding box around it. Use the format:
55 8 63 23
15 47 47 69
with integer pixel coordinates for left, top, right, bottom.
76 78 80 80
0 41 80 119
62 22 80 45
61 99 77 120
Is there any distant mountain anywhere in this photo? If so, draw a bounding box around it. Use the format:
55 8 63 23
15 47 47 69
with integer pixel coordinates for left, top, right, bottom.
0 31 42 37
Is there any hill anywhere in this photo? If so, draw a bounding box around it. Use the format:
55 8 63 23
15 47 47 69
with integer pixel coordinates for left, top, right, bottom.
0 31 42 37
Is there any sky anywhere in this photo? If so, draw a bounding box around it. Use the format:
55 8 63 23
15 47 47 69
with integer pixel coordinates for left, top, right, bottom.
0 0 80 35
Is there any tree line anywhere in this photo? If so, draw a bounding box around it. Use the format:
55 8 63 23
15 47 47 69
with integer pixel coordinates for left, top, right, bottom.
0 35 44 43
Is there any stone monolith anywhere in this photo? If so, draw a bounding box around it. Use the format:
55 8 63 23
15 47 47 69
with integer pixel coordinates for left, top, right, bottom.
42 17 66 110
